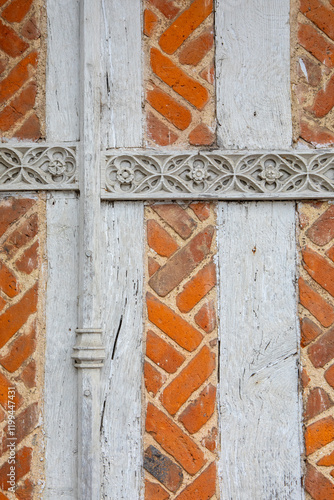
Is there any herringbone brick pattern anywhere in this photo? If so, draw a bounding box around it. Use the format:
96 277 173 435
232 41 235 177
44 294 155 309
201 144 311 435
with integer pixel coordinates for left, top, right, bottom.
144 202 218 500
143 0 215 148
0 197 45 498
293 0 334 146
299 202 334 500
0 0 44 140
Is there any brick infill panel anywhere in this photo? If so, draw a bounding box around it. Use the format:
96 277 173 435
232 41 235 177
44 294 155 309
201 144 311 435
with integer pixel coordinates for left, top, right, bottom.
144 201 218 499
0 196 45 497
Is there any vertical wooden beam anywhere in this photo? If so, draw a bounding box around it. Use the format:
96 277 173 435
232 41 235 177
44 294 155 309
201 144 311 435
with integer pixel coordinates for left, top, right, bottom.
215 0 292 149
217 202 303 499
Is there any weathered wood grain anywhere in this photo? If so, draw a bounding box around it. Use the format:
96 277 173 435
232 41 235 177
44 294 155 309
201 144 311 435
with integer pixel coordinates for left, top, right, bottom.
44 194 79 499
215 0 292 149
100 201 144 500
217 202 303 499
46 0 80 141
101 0 143 148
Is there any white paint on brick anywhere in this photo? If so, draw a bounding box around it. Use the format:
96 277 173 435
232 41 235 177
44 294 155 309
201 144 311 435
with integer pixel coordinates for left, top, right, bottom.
217 201 303 499
44 193 79 499
215 0 292 149
101 0 143 148
46 0 80 141
100 201 144 500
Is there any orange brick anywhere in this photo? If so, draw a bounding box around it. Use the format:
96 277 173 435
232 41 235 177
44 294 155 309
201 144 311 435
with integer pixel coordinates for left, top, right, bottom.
147 111 178 146
147 293 203 351
176 260 216 313
3 213 38 257
146 329 185 373
195 300 216 334
189 202 211 221
16 113 40 140
148 256 160 277
0 198 35 237
300 0 334 42
146 403 206 475
147 219 179 257
179 28 213 66
299 23 334 68
15 478 33 500
301 317 322 348
0 51 37 104
302 246 334 297
200 63 214 84
175 462 216 500
305 463 334 500
2 0 34 23
308 326 334 368
311 74 334 118
151 48 209 110
325 363 334 388
159 0 213 54
0 319 35 372
148 0 180 20
0 262 19 298
179 384 216 434
1 403 38 454
201 427 217 452
0 372 21 409
300 119 334 146
152 203 197 239
305 416 334 455
0 82 37 132
0 446 32 491
19 359 36 389
302 368 310 389
299 277 334 327
16 240 39 274
305 387 333 421
160 345 215 416
189 123 214 146
144 361 166 396
147 85 192 130
0 297 5 313
145 479 170 500
0 20 28 58
318 449 334 466
327 245 334 263
144 9 158 37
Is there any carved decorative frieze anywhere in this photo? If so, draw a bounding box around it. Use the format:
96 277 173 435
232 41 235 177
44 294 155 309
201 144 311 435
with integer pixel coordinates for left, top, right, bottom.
0 145 78 190
102 151 334 200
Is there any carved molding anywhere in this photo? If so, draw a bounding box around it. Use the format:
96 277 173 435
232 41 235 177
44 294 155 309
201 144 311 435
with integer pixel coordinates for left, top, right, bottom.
72 329 106 369
0 145 78 190
102 151 334 200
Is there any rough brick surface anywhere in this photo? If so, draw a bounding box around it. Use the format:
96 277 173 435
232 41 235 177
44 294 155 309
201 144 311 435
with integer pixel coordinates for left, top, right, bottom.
0 196 45 496
144 202 218 498
0 0 44 139
298 202 334 497
293 0 334 146
144 0 215 147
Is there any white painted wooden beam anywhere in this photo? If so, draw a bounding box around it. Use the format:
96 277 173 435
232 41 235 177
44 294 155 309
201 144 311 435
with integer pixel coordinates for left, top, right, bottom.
217 202 303 499
215 0 292 149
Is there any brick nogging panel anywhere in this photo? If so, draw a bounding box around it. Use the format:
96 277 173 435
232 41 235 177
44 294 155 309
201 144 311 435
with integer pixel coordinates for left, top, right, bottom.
0 197 45 498
299 202 334 499
0 0 44 140
144 202 218 500
143 0 216 148
293 0 334 147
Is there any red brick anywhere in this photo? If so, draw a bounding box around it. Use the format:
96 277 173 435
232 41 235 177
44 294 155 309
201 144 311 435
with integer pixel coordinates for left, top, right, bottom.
0 51 37 104
146 403 206 475
0 297 5 313
152 203 197 239
175 462 216 500
0 319 35 372
188 123 214 146
147 85 192 130
298 24 334 69
299 277 334 327
305 387 333 421
327 245 334 263
189 202 211 221
318 449 334 466
178 28 213 66
305 416 334 455
145 479 170 500
151 48 209 110
147 219 179 257
0 198 35 237
201 427 217 452
149 226 214 297
0 262 19 298
145 361 166 396
303 246 334 296
148 256 160 277
2 0 34 23
15 478 33 500
0 82 37 132
325 363 334 389
144 9 158 37
0 282 38 349
308 326 334 368
311 74 334 118
200 63 214 84
3 212 38 257
0 20 28 58
301 317 322 348
297 55 321 87
0 446 32 490
147 293 203 351
15 240 39 274
0 372 21 409
160 346 215 416
147 111 178 146
16 113 40 140
176 261 216 313
179 384 216 434
144 445 183 492
302 368 311 389
159 0 213 54
21 17 40 40
148 0 179 19
300 119 334 146
300 0 334 42
0 403 38 456
307 205 334 246
19 359 36 389
146 329 185 373
305 463 334 499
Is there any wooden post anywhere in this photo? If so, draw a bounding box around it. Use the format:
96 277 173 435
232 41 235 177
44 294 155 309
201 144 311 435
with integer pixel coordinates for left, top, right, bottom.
72 0 105 498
